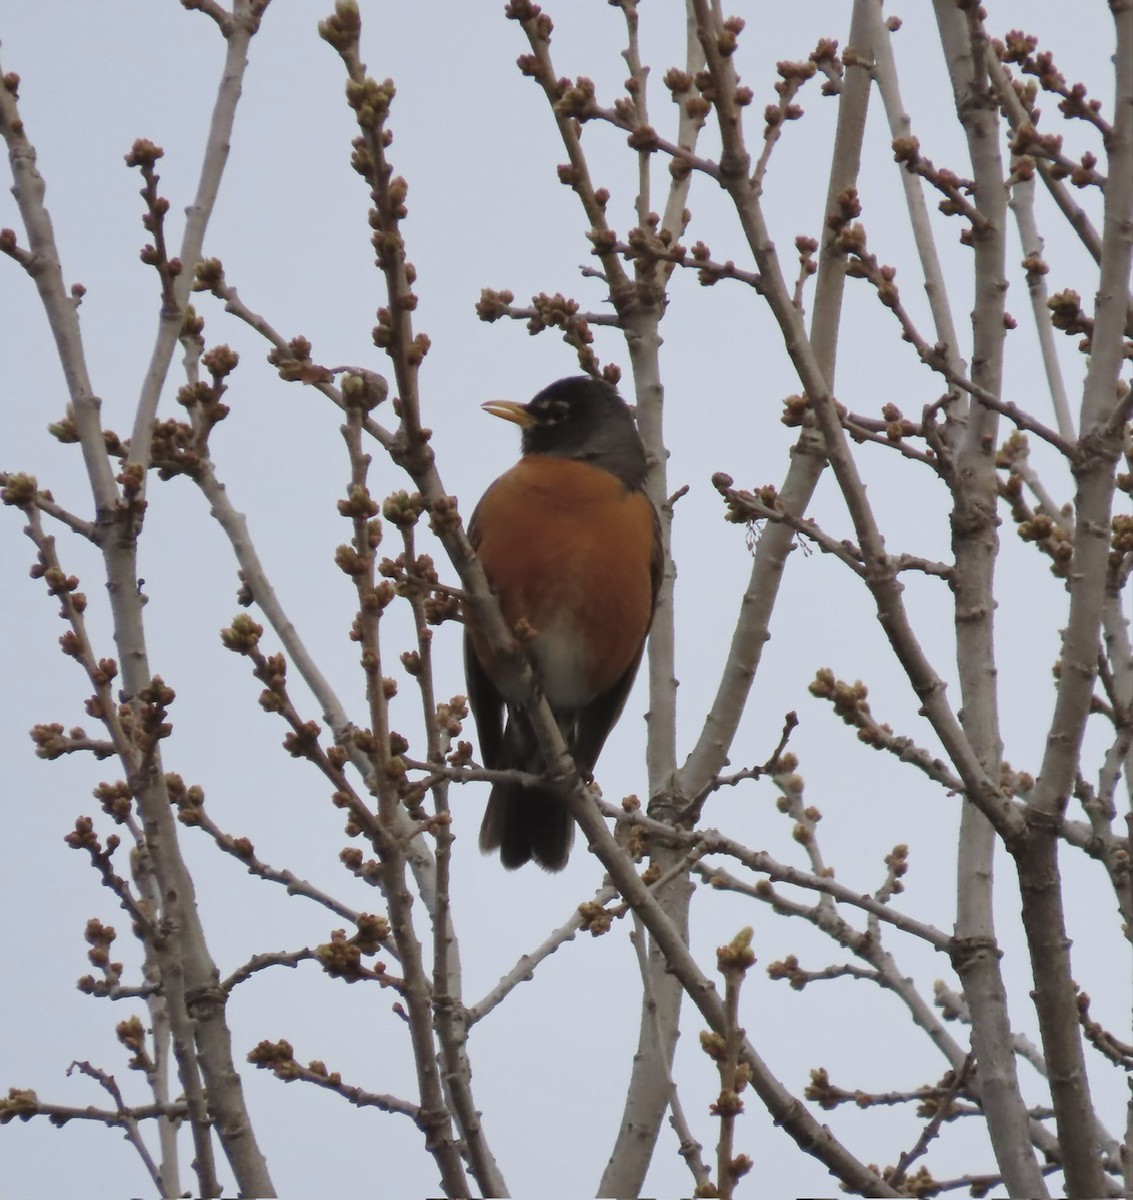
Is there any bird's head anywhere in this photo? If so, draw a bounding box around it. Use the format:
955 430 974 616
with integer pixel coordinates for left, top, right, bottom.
482 376 648 489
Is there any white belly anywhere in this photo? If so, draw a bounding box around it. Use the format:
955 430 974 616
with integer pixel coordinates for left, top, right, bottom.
529 612 594 709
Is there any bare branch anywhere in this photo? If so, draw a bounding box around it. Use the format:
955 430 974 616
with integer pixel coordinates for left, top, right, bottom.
467 884 619 1025
128 0 269 476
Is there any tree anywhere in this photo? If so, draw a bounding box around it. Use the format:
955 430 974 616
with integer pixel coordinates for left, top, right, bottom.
1 1 1129 1196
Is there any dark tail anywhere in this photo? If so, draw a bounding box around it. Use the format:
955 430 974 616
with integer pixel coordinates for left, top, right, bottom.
479 781 573 871
478 721 574 871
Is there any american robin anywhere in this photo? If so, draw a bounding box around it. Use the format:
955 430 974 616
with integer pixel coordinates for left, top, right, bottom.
464 376 663 871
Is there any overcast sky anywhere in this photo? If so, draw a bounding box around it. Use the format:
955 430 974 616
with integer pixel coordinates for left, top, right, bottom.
0 2 1126 1196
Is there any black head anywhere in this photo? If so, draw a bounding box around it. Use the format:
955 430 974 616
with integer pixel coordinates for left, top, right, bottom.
482 376 648 489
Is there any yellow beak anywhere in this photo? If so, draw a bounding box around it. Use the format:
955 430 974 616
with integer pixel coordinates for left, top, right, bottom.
481 400 535 428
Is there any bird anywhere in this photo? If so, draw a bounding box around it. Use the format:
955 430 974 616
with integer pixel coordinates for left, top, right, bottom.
464 376 663 871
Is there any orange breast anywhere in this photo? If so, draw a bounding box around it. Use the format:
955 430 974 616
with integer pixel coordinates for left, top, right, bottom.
472 457 657 706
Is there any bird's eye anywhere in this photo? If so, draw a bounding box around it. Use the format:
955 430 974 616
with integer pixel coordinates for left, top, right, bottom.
547 399 571 424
